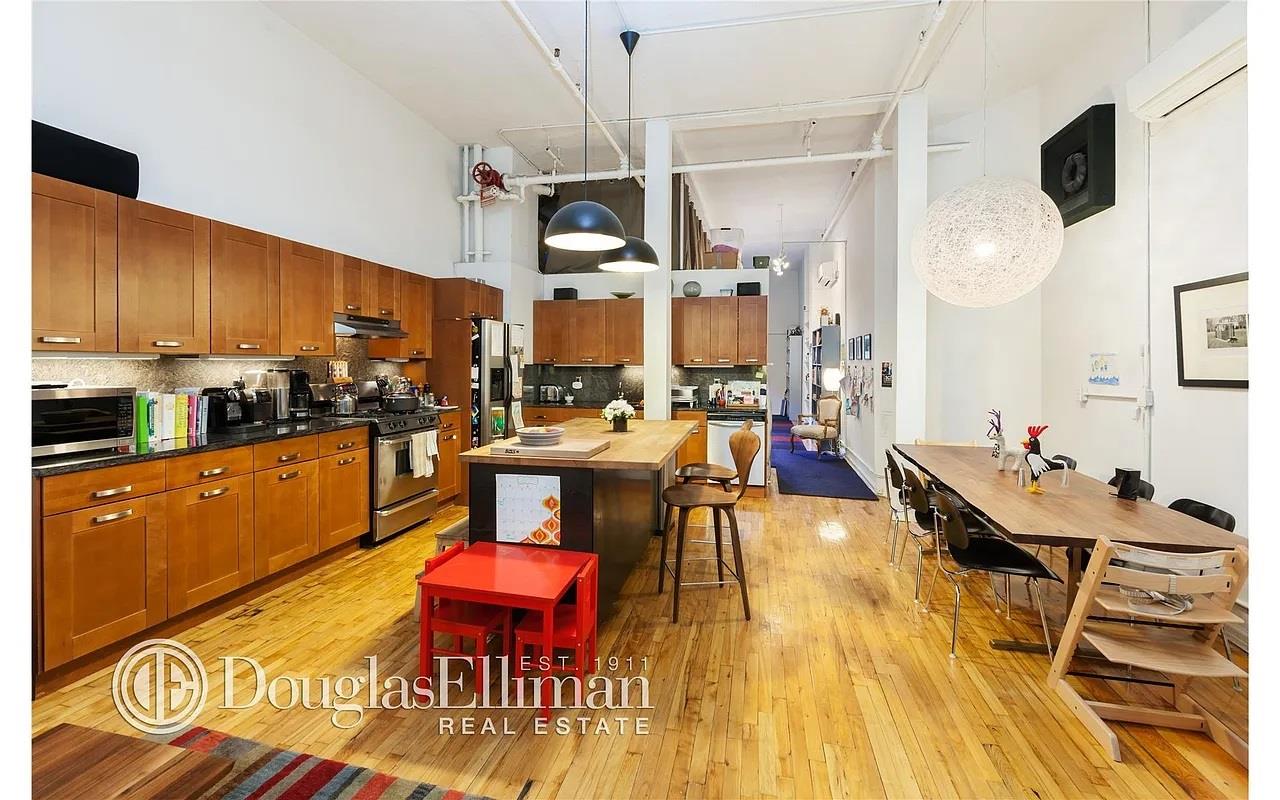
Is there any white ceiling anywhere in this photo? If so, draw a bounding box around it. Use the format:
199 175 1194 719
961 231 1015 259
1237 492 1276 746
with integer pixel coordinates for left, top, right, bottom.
267 0 1151 263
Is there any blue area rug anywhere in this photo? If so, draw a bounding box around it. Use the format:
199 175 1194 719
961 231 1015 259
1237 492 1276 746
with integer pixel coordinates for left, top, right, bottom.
771 416 878 500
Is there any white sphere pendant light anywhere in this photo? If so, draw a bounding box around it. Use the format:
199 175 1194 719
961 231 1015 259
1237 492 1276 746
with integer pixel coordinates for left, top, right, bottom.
912 0 1064 308
912 177 1063 307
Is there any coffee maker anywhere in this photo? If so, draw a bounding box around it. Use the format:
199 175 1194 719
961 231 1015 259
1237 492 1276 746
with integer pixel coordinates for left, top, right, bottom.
288 369 313 420
203 382 274 433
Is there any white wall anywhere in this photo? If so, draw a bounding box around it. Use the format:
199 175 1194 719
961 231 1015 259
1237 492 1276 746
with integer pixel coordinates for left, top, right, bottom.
766 263 803 419
831 178 876 473
32 1 460 277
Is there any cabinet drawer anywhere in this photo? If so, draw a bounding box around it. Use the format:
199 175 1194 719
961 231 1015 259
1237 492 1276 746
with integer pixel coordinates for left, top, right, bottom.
523 407 565 423
439 411 462 433
317 427 369 457
42 461 167 516
253 436 318 470
165 446 254 489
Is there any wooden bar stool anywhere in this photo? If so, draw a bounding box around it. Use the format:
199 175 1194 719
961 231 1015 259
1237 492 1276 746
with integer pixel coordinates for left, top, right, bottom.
660 422 743 541
658 423 760 622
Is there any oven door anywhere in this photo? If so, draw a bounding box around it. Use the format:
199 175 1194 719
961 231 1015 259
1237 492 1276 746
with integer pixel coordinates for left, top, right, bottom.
374 433 438 508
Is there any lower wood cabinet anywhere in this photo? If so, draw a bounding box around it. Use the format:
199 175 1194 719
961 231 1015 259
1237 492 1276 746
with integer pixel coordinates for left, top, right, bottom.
437 412 462 501
42 496 167 669
166 475 254 614
253 461 320 579
318 450 370 549
675 410 708 468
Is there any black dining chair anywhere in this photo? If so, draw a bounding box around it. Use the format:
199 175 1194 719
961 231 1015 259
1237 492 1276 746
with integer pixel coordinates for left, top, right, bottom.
884 450 909 566
1170 498 1237 532
1107 474 1155 500
924 490 1061 659
899 468 993 597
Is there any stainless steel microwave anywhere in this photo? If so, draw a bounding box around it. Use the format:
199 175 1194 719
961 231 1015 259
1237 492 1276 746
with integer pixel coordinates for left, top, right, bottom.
32 386 135 457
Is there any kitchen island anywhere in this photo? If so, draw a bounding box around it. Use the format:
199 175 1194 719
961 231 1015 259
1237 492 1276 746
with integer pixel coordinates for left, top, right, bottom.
460 417 696 616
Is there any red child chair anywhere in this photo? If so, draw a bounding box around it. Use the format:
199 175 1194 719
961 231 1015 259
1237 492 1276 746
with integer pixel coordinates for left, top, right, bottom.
418 543 511 692
513 554 598 703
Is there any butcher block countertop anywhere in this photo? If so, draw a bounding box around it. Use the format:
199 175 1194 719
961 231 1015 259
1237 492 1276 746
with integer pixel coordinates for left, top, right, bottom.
461 417 696 470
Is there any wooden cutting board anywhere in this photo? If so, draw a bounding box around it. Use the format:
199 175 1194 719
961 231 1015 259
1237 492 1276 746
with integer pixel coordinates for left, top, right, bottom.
490 439 611 459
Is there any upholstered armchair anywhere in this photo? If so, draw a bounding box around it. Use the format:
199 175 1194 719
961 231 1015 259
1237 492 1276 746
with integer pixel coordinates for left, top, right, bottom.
790 394 841 459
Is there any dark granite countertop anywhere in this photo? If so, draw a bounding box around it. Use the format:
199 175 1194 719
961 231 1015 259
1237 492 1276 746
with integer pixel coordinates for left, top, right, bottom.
32 417 373 478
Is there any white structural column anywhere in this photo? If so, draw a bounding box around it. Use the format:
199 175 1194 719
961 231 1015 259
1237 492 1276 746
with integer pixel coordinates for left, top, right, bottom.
643 119 673 419
894 93 928 443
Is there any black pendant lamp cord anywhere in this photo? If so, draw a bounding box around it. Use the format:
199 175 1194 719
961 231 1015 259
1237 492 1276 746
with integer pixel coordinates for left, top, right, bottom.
626 42 632 179
583 0 589 198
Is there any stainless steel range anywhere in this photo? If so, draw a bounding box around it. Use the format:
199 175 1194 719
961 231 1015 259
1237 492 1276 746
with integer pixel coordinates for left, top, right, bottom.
331 408 442 544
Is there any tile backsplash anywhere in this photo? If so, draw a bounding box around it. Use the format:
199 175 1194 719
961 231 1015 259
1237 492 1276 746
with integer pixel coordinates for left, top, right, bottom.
31 338 403 393
672 365 767 406
522 365 645 406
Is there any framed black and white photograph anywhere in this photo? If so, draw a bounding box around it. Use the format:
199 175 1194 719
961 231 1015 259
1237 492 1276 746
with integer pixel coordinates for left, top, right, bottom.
1173 272 1248 388
863 333 872 360
848 338 856 360
854 335 864 361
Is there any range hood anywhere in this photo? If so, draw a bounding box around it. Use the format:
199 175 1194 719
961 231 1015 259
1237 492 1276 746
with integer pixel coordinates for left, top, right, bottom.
333 312 408 339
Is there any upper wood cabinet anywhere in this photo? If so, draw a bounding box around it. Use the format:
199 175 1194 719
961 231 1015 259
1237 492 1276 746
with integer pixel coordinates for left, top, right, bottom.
117 199 211 354
279 240 335 357
42 495 167 669
165 475 254 615
709 297 739 366
532 299 574 364
368 271 431 360
571 300 607 364
32 174 117 352
481 283 503 320
365 261 401 320
605 298 644 365
672 297 710 365
209 222 279 355
738 296 767 365
334 253 366 315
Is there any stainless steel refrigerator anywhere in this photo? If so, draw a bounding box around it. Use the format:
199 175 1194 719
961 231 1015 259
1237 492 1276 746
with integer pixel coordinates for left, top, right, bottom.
470 319 525 448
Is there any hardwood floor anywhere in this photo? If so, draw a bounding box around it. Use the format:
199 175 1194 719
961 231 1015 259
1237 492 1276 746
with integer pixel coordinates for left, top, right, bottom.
32 490 1248 799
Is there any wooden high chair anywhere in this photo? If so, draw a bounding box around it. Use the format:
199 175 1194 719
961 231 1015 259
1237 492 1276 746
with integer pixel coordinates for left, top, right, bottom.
1046 535 1248 763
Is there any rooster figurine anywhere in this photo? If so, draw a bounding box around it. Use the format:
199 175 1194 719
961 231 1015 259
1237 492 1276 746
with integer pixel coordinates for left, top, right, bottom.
1022 425 1062 495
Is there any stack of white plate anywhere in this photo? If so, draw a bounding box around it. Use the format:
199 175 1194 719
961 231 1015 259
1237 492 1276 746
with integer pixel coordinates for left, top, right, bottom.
516 426 565 446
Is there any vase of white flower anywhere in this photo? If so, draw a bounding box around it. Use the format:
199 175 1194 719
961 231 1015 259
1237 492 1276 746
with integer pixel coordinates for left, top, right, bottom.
602 399 636 432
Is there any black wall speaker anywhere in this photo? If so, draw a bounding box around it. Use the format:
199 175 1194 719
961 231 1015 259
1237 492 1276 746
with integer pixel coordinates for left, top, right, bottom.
1040 104 1114 227
552 287 578 300
32 121 139 198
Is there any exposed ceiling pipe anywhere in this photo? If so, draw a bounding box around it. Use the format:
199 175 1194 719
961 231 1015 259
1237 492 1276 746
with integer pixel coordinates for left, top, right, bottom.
637 0 938 37
506 142 967 187
821 0 956 239
500 0 642 187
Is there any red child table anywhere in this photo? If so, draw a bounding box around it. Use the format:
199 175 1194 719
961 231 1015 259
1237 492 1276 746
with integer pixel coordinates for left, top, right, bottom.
418 541 594 718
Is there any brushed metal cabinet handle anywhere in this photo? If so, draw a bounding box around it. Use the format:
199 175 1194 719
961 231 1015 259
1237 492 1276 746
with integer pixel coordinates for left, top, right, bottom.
198 467 228 478
380 308 393 316
346 304 360 311
691 358 704 363
300 345 320 352
277 452 301 463
91 508 134 524
444 434 457 441
619 358 631 362
278 470 301 481
153 340 182 347
745 358 759 363
336 441 355 450
39 336 81 344
718 358 731 363
237 343 261 350
91 484 133 499
198 486 230 499
337 457 357 466
411 349 424 356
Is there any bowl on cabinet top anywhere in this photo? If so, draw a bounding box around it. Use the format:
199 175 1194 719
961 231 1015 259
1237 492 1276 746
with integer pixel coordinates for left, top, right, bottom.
610 291 636 299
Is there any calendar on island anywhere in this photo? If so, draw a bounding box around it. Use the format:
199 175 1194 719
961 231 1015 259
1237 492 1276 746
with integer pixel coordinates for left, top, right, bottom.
495 473 562 546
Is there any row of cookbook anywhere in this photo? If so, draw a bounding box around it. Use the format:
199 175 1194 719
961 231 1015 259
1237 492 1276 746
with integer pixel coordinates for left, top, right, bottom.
135 390 210 442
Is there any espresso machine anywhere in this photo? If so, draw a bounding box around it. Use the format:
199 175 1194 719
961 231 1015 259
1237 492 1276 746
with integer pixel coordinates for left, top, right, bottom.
203 382 274 433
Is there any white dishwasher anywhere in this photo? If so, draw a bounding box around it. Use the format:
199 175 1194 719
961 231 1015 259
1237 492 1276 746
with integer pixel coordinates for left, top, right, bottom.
707 418 766 487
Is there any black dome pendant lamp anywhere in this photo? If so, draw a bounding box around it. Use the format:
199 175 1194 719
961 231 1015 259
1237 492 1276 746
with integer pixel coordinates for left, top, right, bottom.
599 28 659 273
544 0 626 252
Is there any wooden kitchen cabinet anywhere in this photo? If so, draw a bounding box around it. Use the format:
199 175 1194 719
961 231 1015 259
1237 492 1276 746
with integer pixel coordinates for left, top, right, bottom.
334 253 367 315
117 198 211 354
210 221 280 355
605 298 644 365
532 299 574 364
434 277 482 320
364 261 401 320
675 410 708 468
737 296 768 365
279 239 335 356
709 297 739 366
318 449 369 549
672 297 710 366
253 460 320 578
42 495 167 669
571 300 607 364
481 283 503 320
437 412 462 502
369 271 431 359
32 173 118 352
165 474 254 614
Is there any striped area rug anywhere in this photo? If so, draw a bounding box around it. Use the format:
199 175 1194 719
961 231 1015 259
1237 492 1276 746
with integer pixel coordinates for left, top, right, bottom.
161 727 493 800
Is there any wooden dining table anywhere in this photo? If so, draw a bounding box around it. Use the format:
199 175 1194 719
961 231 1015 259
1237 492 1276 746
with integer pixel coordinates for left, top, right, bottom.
893 444 1247 648
418 541 594 719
